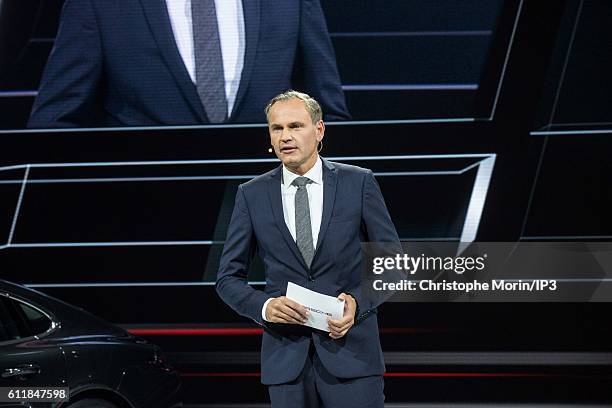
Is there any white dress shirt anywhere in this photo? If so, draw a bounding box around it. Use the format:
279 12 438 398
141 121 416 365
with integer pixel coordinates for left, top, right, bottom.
165 0 246 116
262 157 325 321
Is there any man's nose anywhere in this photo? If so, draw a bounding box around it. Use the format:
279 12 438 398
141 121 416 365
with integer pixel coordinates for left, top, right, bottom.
280 129 293 142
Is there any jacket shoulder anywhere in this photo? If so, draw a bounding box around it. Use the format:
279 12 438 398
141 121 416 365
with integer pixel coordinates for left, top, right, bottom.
239 166 278 192
326 160 371 177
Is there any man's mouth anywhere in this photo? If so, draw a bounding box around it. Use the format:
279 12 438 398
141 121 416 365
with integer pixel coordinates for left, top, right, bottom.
280 146 297 154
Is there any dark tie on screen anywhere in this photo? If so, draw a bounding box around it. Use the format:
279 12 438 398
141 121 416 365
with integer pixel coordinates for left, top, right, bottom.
292 177 315 267
192 0 228 123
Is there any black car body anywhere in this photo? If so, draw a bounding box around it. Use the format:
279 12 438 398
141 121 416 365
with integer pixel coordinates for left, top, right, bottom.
0 280 181 408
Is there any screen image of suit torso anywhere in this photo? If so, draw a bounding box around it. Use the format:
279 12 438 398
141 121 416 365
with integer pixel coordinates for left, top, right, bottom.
26 0 349 128
0 0 512 129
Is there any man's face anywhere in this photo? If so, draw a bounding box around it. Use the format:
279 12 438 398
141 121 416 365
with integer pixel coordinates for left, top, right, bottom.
268 98 324 175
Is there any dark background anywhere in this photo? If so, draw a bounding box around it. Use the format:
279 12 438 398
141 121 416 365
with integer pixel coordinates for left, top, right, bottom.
1 0 612 406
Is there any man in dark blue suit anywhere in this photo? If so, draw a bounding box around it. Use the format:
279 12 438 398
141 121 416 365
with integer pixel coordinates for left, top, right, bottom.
27 0 348 128
216 91 400 407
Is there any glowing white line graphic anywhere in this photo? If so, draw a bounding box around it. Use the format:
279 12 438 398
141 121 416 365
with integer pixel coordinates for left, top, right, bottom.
2 155 496 288
0 153 494 172
7 165 30 245
489 0 525 120
531 129 612 136
10 241 218 248
458 156 496 253
342 84 478 91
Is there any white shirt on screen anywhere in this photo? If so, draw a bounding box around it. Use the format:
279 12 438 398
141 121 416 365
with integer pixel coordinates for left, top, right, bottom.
262 156 325 321
165 0 246 116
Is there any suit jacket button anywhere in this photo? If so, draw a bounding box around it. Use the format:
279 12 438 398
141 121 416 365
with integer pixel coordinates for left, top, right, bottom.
308 275 314 281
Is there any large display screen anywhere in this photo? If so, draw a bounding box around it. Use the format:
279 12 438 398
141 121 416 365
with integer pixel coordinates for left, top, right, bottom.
0 0 516 130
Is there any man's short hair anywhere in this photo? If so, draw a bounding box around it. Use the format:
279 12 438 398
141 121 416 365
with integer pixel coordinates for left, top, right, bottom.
265 90 322 124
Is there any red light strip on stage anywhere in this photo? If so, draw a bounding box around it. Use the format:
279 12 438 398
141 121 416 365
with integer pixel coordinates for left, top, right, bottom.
381 327 443 334
127 327 438 336
383 372 547 378
129 328 264 336
182 372 261 377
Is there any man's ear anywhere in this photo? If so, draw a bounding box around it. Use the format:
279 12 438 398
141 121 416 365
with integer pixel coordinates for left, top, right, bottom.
316 120 325 141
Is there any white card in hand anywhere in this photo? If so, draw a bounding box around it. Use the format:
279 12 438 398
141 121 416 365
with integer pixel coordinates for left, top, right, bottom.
286 282 345 332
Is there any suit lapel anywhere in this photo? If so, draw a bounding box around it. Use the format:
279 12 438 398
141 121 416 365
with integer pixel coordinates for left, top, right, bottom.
138 0 207 122
267 166 309 270
315 159 338 254
230 0 260 121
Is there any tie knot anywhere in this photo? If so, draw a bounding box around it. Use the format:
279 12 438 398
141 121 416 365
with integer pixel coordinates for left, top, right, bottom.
291 176 312 188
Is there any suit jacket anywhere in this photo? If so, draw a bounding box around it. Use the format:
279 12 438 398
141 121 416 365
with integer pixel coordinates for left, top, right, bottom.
28 0 349 128
216 158 401 385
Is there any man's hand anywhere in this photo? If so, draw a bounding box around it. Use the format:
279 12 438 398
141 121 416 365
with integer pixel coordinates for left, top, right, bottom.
265 296 309 324
327 293 356 339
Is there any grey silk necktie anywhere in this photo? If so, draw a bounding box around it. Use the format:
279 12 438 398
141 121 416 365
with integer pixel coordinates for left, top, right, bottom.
192 0 228 123
292 177 315 267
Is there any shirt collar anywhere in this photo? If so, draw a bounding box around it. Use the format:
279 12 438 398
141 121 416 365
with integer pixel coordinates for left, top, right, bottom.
282 156 323 187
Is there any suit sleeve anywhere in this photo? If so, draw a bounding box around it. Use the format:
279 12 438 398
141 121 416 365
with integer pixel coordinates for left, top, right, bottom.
298 0 350 121
216 185 271 326
28 0 103 128
351 170 403 322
